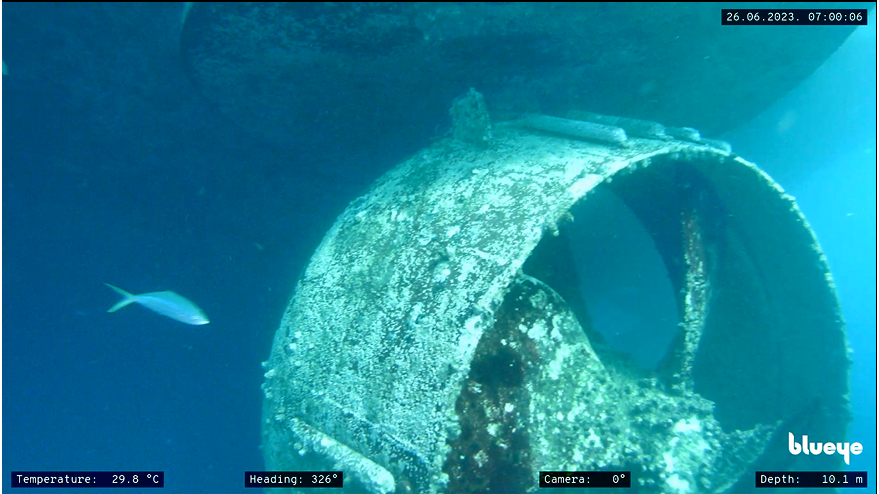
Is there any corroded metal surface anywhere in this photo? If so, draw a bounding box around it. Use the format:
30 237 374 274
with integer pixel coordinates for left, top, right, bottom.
262 120 849 493
180 2 865 153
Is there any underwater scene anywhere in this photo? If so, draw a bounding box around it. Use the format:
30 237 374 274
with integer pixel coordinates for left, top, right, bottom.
3 3 876 493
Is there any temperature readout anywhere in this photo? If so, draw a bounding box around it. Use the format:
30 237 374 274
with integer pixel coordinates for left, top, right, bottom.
12 471 164 488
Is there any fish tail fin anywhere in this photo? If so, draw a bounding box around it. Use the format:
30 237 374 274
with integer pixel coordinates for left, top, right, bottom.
105 283 136 313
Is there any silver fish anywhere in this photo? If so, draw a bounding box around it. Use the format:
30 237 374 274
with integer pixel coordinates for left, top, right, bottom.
105 283 210 325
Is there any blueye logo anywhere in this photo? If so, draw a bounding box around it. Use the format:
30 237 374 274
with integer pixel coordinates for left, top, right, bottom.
789 432 863 465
